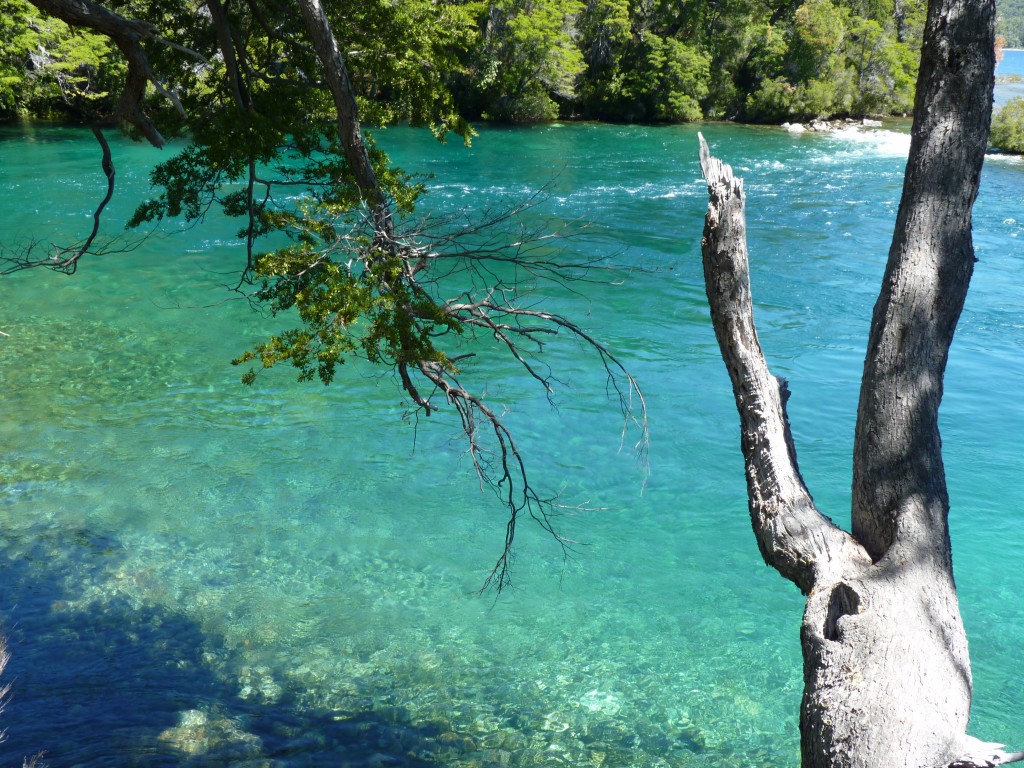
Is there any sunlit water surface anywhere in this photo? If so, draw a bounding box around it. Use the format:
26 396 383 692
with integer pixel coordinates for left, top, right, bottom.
1 120 1022 767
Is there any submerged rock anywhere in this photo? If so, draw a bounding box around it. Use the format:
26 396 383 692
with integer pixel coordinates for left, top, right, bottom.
157 708 263 760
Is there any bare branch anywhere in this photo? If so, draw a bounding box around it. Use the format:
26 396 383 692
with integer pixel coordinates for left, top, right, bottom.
698 132 868 593
0 126 116 275
415 359 577 592
151 35 210 65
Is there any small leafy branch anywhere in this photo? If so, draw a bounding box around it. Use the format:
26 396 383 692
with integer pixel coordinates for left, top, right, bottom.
233 191 649 591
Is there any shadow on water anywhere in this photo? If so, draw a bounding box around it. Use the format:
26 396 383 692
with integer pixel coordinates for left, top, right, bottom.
0 529 454 768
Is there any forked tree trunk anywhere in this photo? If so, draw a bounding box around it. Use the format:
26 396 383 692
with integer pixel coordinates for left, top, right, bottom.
697 0 1018 766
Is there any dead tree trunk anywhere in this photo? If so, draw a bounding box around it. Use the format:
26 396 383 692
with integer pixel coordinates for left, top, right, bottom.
698 0 1020 765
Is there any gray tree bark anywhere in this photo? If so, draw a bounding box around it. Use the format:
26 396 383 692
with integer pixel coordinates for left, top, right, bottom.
698 0 1020 765
295 0 387 216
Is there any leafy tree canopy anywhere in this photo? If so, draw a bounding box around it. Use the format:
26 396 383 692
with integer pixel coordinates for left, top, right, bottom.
2 0 929 126
998 0 1024 46
991 96 1024 152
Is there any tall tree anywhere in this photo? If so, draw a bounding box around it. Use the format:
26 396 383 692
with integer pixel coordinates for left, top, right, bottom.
470 0 586 121
699 0 1020 764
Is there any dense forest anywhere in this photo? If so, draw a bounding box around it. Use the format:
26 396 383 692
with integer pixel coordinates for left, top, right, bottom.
999 0 1024 46
0 0 933 126
1 0 1022 129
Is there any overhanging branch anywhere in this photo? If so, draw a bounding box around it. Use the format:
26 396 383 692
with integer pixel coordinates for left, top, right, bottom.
0 126 117 275
27 0 177 147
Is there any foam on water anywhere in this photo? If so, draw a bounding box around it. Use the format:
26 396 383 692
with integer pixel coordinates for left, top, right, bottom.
816 125 912 160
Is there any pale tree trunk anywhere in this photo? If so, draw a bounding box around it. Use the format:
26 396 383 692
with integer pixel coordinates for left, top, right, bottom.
698 0 1021 765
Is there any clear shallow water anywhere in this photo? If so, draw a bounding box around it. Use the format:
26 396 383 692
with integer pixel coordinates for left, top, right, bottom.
0 122 1022 766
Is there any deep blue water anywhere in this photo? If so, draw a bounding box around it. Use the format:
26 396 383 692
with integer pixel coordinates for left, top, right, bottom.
0 121 1022 766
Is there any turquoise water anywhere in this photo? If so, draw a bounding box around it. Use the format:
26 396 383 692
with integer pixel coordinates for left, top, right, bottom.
997 48 1024 105
0 122 1022 766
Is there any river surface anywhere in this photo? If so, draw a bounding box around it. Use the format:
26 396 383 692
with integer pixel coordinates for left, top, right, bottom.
997 48 1024 105
0 119 1022 767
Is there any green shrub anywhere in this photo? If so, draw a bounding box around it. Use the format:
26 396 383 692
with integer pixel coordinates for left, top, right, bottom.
744 77 796 123
991 97 1024 153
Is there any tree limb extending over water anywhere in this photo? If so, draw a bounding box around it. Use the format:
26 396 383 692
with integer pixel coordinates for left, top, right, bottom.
3 0 649 590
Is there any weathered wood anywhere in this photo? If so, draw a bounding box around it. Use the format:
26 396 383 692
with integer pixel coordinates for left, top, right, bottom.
699 130 967 768
698 132 869 596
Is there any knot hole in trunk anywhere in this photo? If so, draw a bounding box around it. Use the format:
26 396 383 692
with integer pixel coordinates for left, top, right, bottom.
823 582 862 642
